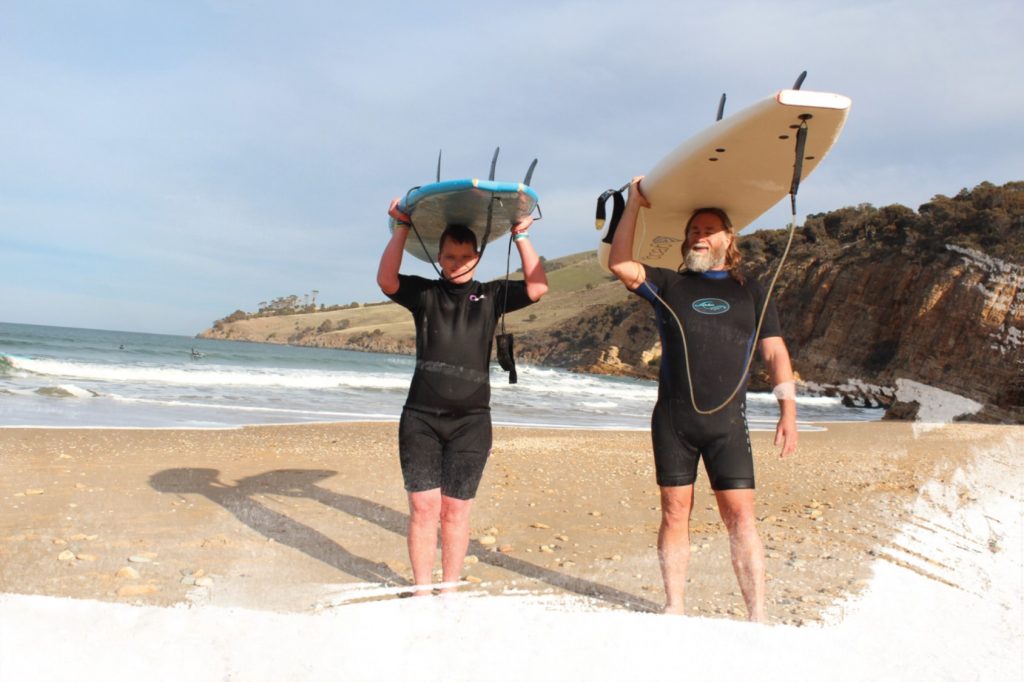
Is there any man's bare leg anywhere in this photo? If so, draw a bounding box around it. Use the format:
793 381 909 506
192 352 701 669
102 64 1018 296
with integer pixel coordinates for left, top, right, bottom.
407 489 442 596
439 495 474 591
716 488 766 622
658 485 695 615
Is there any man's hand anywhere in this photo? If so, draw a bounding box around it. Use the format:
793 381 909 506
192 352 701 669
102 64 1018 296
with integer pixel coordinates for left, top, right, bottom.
628 176 650 208
774 411 798 458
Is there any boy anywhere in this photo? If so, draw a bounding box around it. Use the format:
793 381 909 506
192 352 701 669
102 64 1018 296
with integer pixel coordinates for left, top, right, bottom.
377 200 548 594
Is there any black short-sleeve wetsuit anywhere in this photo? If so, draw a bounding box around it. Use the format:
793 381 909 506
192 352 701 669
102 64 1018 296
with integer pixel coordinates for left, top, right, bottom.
633 265 782 490
387 274 535 499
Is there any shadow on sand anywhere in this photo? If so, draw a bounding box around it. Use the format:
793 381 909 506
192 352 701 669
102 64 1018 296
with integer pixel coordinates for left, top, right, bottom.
150 467 658 611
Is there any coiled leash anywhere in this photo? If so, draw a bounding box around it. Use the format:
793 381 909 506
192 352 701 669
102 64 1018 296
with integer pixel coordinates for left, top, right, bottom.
496 157 542 384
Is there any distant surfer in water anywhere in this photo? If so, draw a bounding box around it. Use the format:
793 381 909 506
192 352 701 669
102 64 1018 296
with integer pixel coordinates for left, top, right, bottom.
378 199 548 595
608 177 798 622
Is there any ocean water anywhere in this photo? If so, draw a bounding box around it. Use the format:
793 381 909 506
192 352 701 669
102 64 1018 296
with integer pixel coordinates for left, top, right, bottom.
0 322 879 430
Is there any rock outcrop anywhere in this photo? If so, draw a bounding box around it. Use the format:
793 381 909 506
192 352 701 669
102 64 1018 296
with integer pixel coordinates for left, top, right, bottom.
517 182 1022 423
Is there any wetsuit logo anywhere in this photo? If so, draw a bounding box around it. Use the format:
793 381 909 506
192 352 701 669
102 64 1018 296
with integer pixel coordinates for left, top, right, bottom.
692 298 730 315
468 294 487 302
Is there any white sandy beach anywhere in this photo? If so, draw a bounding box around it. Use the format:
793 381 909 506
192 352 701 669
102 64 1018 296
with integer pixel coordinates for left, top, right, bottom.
0 422 1020 681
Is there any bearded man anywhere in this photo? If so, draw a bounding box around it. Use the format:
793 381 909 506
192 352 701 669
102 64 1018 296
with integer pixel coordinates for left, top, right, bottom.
608 177 798 622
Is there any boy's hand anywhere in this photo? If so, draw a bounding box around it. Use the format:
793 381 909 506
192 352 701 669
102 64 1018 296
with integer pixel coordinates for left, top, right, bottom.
388 198 412 224
511 216 533 235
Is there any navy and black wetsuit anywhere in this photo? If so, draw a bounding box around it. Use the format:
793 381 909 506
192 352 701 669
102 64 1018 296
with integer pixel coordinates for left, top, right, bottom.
387 274 535 499
634 265 782 490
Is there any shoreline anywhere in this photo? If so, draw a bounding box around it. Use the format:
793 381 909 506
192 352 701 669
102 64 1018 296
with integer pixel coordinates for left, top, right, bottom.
0 419 827 432
0 405 876 433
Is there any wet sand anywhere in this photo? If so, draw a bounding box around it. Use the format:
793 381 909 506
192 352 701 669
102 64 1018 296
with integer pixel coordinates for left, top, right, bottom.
0 421 1017 624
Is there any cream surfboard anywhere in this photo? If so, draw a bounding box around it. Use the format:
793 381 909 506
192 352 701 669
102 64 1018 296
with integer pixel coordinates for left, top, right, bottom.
596 88 851 271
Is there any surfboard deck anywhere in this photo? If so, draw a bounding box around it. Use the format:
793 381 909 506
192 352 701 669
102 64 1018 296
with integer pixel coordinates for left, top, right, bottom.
391 179 539 263
597 89 851 271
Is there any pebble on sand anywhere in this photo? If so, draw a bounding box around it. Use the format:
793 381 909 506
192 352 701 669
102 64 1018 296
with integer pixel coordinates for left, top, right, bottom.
57 550 75 562
117 584 159 597
478 535 497 546
116 567 141 579
128 552 158 563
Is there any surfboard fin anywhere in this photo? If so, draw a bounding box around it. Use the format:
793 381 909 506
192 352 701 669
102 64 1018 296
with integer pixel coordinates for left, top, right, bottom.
716 93 727 121
793 70 807 90
524 158 538 186
489 147 500 181
436 149 443 182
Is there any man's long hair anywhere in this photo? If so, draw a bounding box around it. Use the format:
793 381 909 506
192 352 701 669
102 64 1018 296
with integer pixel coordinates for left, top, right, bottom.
680 207 745 285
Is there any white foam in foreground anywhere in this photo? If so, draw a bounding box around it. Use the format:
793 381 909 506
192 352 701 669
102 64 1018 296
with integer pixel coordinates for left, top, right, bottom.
1 435 1020 682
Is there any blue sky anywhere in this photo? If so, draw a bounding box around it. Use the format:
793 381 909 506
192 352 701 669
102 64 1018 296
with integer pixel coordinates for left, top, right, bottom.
2 0 1021 335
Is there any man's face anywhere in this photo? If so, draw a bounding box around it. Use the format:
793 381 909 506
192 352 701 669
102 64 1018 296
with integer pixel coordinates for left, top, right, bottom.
438 240 478 284
684 213 732 272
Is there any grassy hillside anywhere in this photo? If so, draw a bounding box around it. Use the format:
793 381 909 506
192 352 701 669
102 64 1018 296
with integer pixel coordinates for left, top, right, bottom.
199 250 627 346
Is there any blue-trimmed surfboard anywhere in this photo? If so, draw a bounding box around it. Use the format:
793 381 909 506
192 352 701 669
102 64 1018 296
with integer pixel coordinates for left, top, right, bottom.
391 178 539 263
597 87 851 271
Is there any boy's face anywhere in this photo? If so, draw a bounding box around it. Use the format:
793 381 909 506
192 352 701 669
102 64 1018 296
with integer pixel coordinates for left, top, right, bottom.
438 240 479 284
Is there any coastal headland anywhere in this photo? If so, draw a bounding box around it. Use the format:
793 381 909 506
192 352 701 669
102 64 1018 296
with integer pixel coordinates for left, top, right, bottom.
200 181 1024 424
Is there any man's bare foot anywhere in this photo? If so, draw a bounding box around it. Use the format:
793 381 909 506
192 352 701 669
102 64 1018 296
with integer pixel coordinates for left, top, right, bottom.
662 604 685 616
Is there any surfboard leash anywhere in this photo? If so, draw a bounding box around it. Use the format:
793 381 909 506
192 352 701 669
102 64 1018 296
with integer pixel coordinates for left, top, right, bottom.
495 157 544 385
495 228 518 384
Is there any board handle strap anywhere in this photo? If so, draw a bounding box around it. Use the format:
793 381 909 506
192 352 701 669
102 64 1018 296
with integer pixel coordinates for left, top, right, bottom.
595 186 627 244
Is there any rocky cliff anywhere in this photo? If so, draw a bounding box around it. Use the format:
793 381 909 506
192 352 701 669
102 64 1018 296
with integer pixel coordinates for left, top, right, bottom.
514 181 1024 423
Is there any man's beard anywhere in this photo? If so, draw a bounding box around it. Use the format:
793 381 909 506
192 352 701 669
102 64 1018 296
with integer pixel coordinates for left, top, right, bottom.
684 243 727 272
